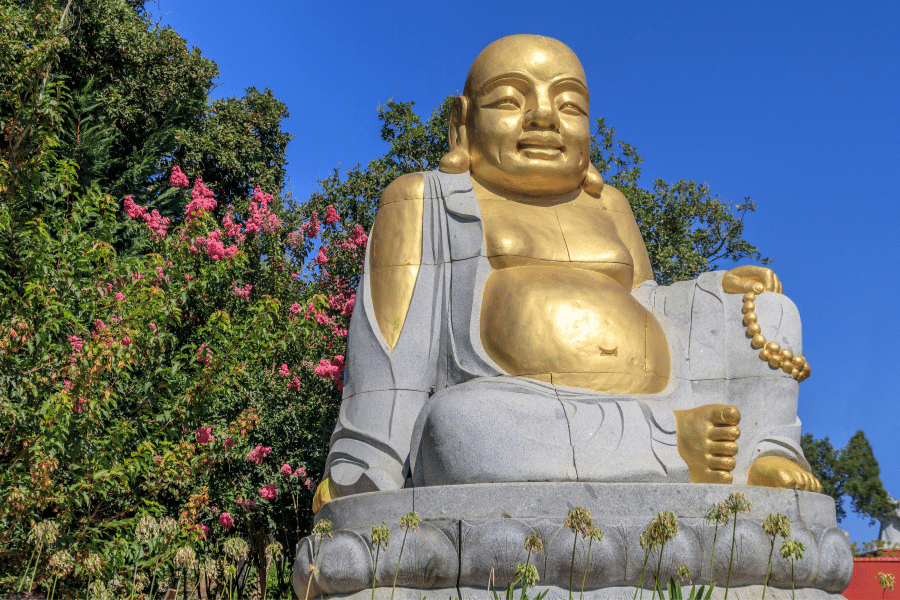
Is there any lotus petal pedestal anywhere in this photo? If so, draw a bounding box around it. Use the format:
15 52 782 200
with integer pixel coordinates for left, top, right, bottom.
292 483 851 600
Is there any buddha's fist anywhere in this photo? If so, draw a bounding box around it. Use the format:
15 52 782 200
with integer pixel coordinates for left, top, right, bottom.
722 265 783 295
748 456 822 492
674 404 741 484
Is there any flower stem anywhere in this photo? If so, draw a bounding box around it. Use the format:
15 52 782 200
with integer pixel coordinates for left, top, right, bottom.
580 537 593 600
724 517 737 599
633 547 650 600
569 531 577 600
651 541 666 600
16 543 39 592
25 541 44 593
521 550 533 600
371 545 381 600
762 537 775 600
791 559 795 600
390 529 409 600
709 522 719 586
306 536 324 600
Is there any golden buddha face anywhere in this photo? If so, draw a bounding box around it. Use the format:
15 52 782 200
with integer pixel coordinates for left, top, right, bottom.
461 35 591 197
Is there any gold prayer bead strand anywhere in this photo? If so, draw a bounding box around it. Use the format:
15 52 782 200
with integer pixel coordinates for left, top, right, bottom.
743 292 757 303
780 349 794 373
740 304 810 381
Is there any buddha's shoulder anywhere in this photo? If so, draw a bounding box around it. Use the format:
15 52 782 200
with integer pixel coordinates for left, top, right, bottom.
379 173 425 207
599 183 634 215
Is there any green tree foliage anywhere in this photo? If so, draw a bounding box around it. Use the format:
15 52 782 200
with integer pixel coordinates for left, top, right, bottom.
801 431 893 524
590 118 770 285
801 434 846 520
176 88 292 210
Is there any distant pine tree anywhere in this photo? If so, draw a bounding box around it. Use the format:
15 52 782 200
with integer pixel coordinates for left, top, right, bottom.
802 430 892 524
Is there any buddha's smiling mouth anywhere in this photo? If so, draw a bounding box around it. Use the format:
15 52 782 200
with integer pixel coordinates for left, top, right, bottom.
517 137 565 157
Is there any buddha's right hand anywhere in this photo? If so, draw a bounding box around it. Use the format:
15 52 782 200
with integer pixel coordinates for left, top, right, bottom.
674 404 741 484
722 265 783 294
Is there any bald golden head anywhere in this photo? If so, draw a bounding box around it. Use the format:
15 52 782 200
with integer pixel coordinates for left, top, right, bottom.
446 35 593 198
464 35 588 102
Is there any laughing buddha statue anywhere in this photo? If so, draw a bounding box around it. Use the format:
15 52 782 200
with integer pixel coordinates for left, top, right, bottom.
313 34 820 511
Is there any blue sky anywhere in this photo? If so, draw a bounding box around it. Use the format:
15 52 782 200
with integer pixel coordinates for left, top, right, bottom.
150 0 900 543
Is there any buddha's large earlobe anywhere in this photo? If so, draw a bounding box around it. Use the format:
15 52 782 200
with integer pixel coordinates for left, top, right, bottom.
582 162 605 197
439 95 470 174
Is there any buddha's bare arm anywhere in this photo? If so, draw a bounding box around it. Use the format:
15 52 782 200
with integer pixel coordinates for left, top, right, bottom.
313 174 426 512
598 184 655 288
369 173 425 349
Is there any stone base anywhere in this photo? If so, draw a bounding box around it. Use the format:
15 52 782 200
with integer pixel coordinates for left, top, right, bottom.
292 483 851 599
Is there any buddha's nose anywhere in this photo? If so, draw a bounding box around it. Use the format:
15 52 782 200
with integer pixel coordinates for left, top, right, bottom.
524 92 559 131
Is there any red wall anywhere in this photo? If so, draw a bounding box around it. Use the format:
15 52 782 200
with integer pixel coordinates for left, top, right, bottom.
843 551 900 600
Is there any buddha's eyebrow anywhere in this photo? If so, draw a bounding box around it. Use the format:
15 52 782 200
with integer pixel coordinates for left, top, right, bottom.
478 72 531 94
550 77 590 101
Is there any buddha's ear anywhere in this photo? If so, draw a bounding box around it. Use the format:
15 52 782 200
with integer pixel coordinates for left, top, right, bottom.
439 95 470 174
582 162 605 197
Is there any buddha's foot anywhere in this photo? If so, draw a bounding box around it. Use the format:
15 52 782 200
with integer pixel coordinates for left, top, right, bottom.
748 455 823 492
674 404 741 484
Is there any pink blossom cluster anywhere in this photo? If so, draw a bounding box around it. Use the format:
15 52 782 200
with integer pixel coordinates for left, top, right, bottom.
338 223 369 253
324 205 340 224
154 455 163 464
280 463 292 477
328 291 356 318
285 231 301 246
246 444 272 465
313 355 345 391
223 208 246 244
288 376 302 391
289 303 302 315
237 498 257 512
278 364 291 378
299 212 320 238
195 426 215 445
184 178 217 226
192 230 238 261
68 335 84 354
229 281 252 300
302 302 349 338
170 165 190 188
223 437 235 449
315 246 328 265
190 523 209 539
245 186 281 235
304 478 316 491
71 396 88 415
294 466 307 478
218 512 234 529
114 292 126 302
259 483 279 500
123 196 170 240
196 343 212 367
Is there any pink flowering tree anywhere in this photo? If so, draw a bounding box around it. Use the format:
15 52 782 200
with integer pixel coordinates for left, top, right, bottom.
0 157 366 597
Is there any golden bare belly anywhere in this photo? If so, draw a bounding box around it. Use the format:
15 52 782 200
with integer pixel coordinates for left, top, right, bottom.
480 266 670 394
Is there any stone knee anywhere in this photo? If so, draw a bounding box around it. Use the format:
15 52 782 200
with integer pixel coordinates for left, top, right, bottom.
412 388 576 486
